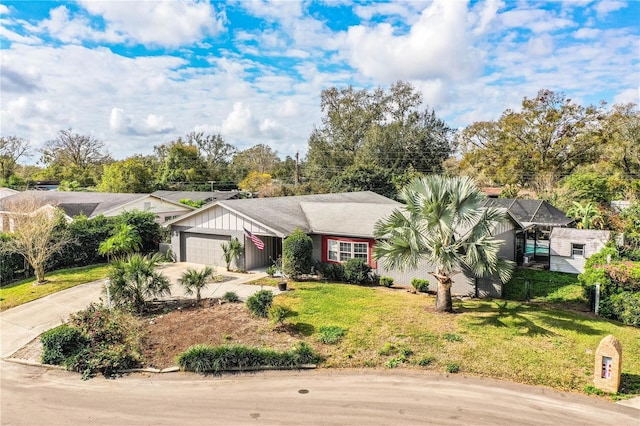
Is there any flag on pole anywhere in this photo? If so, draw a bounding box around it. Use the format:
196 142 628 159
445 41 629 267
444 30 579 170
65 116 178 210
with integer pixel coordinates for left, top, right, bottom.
244 227 265 250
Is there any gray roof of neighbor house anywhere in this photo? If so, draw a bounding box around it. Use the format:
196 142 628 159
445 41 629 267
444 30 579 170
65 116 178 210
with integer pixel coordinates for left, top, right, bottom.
167 191 401 237
481 198 573 227
151 190 240 204
0 191 146 218
0 187 19 200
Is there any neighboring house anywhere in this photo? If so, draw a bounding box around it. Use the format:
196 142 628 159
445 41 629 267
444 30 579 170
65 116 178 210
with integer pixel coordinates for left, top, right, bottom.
151 190 241 205
165 191 525 298
0 191 194 232
482 198 574 263
549 228 611 274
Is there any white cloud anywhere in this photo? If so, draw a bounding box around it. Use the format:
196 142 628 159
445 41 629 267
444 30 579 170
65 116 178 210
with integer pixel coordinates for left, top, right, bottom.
613 87 640 104
594 0 627 18
471 0 504 35
343 0 479 83
36 6 96 44
573 28 602 39
238 0 302 22
78 0 226 47
221 102 259 137
109 108 175 136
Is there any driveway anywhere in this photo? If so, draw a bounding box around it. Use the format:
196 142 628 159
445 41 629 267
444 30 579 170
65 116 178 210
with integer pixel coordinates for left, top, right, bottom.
0 263 270 358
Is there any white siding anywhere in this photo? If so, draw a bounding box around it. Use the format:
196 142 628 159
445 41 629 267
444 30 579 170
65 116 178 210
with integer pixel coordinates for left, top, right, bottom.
550 255 585 274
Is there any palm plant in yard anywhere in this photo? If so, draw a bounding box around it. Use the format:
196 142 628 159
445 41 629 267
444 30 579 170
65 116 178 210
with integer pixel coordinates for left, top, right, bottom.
178 266 217 306
107 253 171 313
374 175 514 312
221 237 243 271
566 201 603 230
98 223 142 262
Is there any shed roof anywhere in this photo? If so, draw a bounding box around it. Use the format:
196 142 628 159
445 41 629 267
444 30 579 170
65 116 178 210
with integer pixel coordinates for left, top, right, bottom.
481 198 573 227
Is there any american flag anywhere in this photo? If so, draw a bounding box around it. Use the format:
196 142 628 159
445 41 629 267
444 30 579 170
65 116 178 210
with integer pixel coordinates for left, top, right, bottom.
244 227 265 250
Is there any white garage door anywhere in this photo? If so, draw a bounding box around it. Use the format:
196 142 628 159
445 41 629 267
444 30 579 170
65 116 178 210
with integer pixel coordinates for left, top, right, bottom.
181 233 229 266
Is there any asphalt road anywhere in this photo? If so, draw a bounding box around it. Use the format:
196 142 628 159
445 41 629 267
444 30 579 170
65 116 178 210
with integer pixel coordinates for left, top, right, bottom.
1 361 638 426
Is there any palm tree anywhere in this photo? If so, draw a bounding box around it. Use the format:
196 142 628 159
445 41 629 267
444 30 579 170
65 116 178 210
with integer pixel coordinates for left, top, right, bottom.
566 201 603 230
221 237 243 271
99 223 142 262
178 266 216 306
107 253 171 313
373 175 514 312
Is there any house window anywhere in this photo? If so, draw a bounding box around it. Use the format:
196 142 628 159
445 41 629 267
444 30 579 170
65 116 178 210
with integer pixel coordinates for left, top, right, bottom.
571 243 585 257
323 236 374 266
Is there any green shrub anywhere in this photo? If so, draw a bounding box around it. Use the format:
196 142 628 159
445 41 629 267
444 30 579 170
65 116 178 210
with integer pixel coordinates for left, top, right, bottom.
379 276 394 287
411 278 430 293
608 291 640 326
343 258 372 284
223 291 240 303
66 304 142 379
316 262 345 282
246 289 274 317
268 304 294 326
446 363 460 373
317 325 347 344
417 356 435 366
177 342 321 374
266 265 277 277
378 342 396 356
282 229 313 279
41 324 87 365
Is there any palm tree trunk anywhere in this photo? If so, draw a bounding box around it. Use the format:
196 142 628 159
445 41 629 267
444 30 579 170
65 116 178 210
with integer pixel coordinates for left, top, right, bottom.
435 277 453 313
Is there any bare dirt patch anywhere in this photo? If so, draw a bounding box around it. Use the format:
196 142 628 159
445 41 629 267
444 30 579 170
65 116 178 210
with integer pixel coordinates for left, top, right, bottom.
140 300 308 369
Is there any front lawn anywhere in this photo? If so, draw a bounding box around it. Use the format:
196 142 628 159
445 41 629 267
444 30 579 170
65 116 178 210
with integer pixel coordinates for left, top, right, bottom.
503 268 585 303
0 264 110 311
276 282 640 395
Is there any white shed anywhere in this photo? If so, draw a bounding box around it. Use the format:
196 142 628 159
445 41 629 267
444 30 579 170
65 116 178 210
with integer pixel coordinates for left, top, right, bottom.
549 228 610 274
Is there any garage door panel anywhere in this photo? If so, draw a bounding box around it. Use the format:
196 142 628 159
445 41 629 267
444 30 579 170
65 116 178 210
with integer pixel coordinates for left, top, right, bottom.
181 233 229 266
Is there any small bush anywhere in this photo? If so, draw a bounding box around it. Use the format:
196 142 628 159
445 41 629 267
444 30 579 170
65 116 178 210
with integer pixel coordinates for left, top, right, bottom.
177 342 321 374
266 265 277 277
417 356 435 366
268 304 294 326
379 276 394 287
343 258 372 284
246 289 274 317
378 342 396 356
411 278 430 293
282 229 314 279
317 325 347 344
223 291 240 303
446 363 460 373
41 324 87 365
316 262 345 282
608 291 640 326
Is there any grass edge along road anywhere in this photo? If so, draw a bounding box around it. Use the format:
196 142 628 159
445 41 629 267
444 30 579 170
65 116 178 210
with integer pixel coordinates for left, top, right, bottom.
0 264 110 311
275 281 640 397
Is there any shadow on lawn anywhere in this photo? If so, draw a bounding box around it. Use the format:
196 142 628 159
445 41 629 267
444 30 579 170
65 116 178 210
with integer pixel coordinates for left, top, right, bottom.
459 301 601 337
620 373 640 396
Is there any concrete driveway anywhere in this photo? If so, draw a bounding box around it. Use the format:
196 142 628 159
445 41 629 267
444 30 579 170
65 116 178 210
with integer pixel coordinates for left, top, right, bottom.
0 263 270 358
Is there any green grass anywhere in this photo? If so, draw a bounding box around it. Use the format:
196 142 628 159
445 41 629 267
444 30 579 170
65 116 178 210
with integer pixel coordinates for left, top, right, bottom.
503 268 585 303
275 281 640 395
0 264 110 311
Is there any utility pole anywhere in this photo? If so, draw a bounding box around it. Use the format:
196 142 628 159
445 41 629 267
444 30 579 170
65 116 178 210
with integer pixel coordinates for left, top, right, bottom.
294 152 300 186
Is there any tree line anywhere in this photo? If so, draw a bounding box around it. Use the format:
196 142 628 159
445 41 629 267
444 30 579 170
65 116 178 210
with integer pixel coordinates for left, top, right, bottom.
1 84 638 209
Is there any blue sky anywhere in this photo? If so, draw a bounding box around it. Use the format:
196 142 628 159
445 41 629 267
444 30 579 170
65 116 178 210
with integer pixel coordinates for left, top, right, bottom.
1 0 638 164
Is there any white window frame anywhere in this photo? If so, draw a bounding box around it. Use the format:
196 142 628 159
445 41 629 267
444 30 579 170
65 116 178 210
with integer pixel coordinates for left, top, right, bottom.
326 238 369 263
571 243 585 258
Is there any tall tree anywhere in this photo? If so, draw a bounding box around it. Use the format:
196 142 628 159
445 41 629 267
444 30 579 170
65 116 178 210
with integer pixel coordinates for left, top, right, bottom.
98 156 155 193
0 136 30 183
373 175 514 312
602 103 640 178
0 195 70 283
186 132 237 181
40 129 111 186
306 81 453 186
156 140 208 186
459 89 605 192
231 144 281 180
